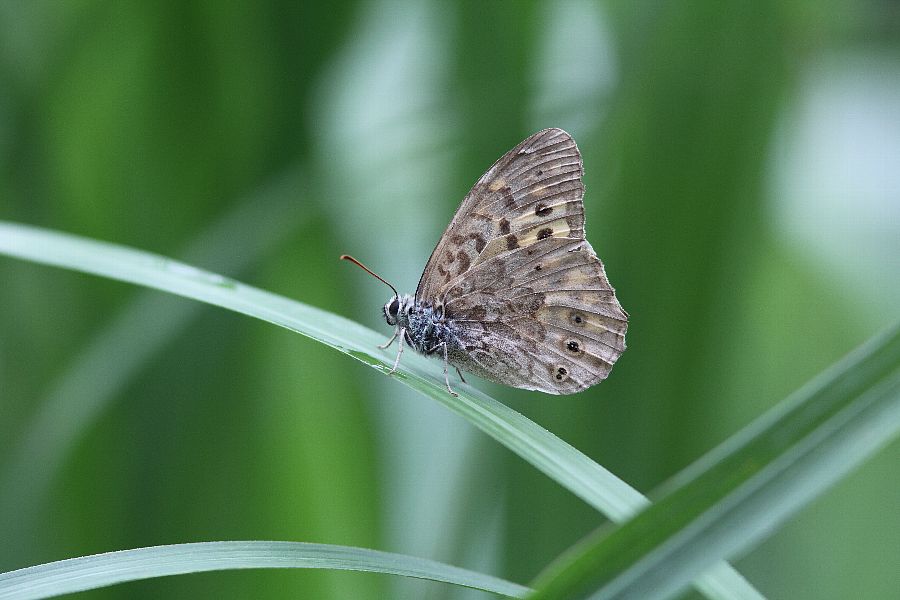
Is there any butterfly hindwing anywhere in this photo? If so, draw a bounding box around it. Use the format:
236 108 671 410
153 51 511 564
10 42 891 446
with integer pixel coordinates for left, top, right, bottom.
448 317 614 394
445 238 626 393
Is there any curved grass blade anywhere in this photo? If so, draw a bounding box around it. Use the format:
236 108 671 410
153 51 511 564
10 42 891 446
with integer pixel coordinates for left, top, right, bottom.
0 221 760 600
0 541 530 599
530 323 900 600
0 166 306 544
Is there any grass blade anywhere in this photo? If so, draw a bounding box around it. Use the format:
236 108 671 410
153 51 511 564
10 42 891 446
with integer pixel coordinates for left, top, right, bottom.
530 323 900 600
0 166 307 541
0 221 760 599
0 541 530 599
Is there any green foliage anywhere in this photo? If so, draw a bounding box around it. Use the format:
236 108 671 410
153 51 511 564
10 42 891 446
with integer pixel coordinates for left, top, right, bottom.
532 324 900 599
1 223 897 599
1 2 898 599
0 542 530 600
0 221 757 599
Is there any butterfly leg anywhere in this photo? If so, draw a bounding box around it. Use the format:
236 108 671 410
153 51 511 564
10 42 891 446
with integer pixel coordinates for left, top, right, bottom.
441 343 458 397
455 367 467 384
387 327 405 374
426 341 458 396
379 329 399 350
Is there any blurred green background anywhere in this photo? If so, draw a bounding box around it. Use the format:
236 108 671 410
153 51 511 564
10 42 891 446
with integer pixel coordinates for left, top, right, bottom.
1 1 898 598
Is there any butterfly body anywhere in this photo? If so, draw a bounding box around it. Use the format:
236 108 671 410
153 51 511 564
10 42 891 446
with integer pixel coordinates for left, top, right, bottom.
361 128 628 395
383 294 455 356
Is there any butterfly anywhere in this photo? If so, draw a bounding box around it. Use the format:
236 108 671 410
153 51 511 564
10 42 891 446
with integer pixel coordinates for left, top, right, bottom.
343 128 627 395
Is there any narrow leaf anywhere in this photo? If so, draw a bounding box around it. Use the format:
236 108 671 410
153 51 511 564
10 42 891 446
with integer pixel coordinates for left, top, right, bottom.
0 221 760 599
0 166 307 538
0 541 530 599
530 323 900 600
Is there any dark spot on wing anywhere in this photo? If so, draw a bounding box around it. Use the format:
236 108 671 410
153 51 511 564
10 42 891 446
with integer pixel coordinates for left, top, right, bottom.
506 235 519 250
456 250 470 274
445 251 455 263
555 366 568 381
534 264 542 271
535 204 552 217
472 234 486 253
500 186 515 209
537 228 553 240
498 218 510 235
537 169 544 176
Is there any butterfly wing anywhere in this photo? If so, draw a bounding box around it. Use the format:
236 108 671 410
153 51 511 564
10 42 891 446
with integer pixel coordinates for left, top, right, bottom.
442 238 627 393
418 128 627 394
417 128 584 301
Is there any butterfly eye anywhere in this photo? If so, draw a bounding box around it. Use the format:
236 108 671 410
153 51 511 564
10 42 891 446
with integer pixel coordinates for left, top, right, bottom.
388 298 400 317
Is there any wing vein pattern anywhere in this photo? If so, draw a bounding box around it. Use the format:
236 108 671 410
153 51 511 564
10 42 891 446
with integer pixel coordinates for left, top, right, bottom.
415 128 627 394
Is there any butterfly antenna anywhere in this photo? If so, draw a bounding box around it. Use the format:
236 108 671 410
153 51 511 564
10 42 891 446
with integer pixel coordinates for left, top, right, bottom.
340 255 399 297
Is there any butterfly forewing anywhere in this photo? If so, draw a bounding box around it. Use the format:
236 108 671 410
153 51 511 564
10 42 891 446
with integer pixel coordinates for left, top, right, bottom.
414 128 627 394
416 128 584 301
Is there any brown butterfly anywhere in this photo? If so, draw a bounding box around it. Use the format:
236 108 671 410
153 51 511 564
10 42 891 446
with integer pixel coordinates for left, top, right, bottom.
343 128 627 395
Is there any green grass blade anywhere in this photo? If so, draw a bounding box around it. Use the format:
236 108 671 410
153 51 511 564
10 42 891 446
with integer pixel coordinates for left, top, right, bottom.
530 323 900 600
0 166 307 540
0 220 639 517
0 541 530 599
0 221 759 600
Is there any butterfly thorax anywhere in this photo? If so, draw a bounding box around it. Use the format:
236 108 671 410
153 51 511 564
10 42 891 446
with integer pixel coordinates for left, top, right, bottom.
383 294 456 355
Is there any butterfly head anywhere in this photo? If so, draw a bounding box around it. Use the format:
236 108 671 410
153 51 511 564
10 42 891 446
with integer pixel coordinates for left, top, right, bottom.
383 294 414 326
384 296 400 325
